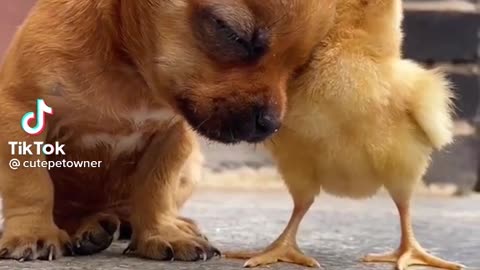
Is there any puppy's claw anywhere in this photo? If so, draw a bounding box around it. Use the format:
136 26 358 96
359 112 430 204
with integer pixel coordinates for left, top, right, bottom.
203 251 208 261
82 232 91 243
123 244 135 255
64 242 74 256
75 239 81 249
19 248 33 262
47 244 55 261
213 247 222 257
0 248 8 257
195 247 203 261
165 246 175 261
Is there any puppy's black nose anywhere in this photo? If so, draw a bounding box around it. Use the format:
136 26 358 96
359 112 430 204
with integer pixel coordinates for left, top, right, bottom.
248 107 281 142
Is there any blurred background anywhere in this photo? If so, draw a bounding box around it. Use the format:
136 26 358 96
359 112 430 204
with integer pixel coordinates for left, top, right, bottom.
1 0 479 194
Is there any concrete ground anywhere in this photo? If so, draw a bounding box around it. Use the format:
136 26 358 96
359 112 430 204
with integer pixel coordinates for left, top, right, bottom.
0 189 478 270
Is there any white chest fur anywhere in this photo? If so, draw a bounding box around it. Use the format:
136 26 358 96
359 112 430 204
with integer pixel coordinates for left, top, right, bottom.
128 107 178 127
79 107 178 157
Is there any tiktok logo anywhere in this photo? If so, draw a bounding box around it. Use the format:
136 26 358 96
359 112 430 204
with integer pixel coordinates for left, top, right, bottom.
20 99 54 135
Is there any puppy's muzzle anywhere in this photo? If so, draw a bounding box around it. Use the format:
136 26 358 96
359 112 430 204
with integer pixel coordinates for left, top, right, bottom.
179 98 282 144
248 106 281 143
204 104 281 144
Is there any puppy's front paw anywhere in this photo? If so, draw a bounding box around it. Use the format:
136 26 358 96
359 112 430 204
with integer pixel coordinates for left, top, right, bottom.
125 216 220 261
0 220 71 261
72 213 120 255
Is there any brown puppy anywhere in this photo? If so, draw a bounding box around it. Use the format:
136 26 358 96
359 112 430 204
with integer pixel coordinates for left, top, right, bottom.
0 0 335 262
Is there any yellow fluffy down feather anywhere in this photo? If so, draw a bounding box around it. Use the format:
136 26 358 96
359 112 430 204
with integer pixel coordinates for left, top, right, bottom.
227 0 464 269
268 0 455 201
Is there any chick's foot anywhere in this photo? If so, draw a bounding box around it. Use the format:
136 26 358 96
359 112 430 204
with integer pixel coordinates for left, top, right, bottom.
226 243 320 268
363 193 465 270
363 243 464 270
225 197 319 268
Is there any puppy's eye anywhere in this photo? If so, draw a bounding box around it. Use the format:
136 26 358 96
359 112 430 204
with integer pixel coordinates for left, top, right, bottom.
192 9 269 65
211 18 250 53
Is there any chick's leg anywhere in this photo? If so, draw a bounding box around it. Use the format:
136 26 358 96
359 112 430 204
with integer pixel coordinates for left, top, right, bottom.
363 193 464 270
225 196 319 268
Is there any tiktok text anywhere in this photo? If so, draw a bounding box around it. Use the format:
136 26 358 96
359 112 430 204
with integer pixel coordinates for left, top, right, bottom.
8 141 65 156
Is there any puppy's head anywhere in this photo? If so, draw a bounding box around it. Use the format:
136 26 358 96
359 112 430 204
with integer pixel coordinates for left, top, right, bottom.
154 0 336 143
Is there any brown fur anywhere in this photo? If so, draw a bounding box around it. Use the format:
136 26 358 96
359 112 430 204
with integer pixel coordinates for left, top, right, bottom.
0 0 336 261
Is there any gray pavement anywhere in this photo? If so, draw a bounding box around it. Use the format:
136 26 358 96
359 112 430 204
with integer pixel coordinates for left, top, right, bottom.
0 189 479 270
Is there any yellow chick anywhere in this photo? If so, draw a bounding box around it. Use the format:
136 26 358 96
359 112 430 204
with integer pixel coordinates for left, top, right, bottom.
226 0 465 269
